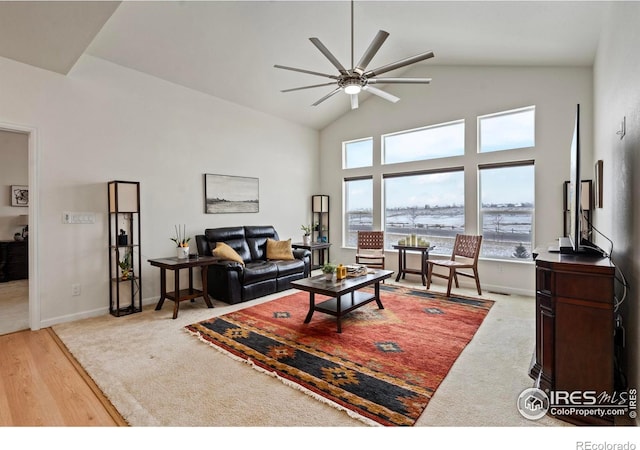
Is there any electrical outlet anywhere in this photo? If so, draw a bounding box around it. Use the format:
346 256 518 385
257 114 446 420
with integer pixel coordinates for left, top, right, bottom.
71 283 81 296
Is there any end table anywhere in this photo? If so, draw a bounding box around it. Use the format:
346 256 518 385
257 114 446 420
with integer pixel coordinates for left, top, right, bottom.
148 255 219 319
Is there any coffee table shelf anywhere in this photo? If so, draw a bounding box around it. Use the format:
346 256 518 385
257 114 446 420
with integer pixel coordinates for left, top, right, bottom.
313 291 376 316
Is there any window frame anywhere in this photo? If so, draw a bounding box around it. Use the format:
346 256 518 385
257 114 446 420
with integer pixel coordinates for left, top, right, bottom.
477 160 535 261
477 105 536 154
382 119 465 165
343 137 374 169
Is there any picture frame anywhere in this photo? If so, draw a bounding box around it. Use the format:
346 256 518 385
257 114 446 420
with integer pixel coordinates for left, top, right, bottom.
11 185 28 207
204 174 259 213
595 160 603 208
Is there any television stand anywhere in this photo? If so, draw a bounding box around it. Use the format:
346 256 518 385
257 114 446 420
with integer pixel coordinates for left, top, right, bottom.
530 248 616 425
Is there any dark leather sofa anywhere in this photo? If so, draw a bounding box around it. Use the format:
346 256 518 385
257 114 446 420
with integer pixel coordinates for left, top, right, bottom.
195 225 310 304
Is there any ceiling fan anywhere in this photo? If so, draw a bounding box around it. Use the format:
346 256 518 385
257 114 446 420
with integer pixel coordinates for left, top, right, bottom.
274 0 434 110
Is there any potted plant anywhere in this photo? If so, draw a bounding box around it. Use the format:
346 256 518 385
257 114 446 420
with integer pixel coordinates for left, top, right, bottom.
322 262 337 281
171 224 191 259
118 251 132 280
301 224 312 245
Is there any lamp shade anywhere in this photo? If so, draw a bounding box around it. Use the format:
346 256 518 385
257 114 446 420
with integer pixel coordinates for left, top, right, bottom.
312 195 329 212
17 215 29 226
109 181 139 213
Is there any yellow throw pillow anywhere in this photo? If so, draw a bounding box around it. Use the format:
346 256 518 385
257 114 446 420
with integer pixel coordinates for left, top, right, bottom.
266 238 294 260
212 242 245 265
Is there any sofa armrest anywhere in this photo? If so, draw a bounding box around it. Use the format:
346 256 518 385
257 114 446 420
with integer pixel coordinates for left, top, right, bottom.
215 260 244 272
293 248 311 260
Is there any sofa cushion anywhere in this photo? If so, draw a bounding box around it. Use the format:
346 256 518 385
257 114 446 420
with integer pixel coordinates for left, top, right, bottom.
243 261 278 284
266 238 294 260
274 259 305 277
212 242 245 266
245 225 279 260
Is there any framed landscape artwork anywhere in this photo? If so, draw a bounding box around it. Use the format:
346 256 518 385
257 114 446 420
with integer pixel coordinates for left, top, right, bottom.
11 185 28 207
204 174 259 213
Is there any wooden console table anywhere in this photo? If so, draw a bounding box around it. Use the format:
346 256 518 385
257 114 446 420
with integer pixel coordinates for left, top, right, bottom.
392 244 435 285
148 255 218 319
530 249 616 425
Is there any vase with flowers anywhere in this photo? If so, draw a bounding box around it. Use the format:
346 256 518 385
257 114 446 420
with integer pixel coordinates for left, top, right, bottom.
301 224 312 246
171 224 191 259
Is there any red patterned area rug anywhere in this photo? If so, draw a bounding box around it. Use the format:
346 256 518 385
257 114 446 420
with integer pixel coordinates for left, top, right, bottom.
185 285 494 426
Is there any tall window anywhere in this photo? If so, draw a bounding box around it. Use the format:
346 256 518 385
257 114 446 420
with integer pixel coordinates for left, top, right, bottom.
479 163 535 259
384 170 464 254
344 138 373 169
478 106 535 153
344 177 373 247
383 120 464 164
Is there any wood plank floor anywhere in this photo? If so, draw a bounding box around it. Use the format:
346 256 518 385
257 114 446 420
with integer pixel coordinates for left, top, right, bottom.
0 328 127 426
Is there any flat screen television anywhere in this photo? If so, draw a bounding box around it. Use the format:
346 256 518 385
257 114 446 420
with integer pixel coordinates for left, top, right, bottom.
567 103 582 252
563 104 605 256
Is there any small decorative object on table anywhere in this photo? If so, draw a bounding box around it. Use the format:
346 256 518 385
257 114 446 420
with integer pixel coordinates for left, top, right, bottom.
336 263 347 280
322 262 337 281
171 224 191 259
301 224 312 246
345 264 368 278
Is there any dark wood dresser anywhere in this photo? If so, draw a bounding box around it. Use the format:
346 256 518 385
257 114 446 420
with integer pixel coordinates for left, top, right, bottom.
0 240 28 282
530 248 615 425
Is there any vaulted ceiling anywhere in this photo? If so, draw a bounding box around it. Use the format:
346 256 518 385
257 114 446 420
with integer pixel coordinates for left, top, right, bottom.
0 1 608 129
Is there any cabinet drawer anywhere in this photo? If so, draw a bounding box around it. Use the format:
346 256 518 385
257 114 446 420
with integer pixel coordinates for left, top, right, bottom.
555 272 613 304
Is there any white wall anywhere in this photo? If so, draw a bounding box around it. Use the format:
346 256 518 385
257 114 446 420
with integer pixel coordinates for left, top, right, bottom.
0 54 319 328
593 1 640 415
0 130 28 240
320 65 593 295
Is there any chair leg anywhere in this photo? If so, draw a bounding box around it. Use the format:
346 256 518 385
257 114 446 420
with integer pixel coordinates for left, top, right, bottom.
453 270 460 288
474 268 482 295
426 263 432 289
446 268 454 296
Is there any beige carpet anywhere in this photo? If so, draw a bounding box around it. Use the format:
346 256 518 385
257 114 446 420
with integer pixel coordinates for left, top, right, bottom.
0 279 29 336
52 276 567 427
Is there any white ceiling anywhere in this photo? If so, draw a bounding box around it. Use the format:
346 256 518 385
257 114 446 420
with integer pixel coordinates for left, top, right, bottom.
0 1 609 129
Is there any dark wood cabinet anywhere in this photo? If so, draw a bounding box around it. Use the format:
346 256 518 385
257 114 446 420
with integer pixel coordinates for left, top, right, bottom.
530 249 615 425
0 240 28 282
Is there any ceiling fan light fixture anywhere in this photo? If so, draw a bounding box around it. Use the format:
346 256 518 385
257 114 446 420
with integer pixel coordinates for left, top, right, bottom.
274 0 434 108
344 84 361 95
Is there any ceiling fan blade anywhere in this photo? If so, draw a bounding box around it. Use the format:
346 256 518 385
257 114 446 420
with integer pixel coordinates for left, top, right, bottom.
309 37 349 75
312 87 343 106
274 65 338 80
368 77 432 84
354 30 389 75
281 82 339 93
364 50 435 78
363 85 400 103
350 94 359 110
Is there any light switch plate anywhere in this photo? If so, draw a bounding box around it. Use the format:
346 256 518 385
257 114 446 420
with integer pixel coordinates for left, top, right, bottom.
63 212 96 224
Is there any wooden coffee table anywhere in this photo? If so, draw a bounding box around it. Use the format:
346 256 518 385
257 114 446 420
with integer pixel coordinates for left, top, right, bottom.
290 269 394 333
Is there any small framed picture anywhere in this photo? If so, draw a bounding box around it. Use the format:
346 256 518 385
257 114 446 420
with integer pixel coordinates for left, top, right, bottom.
11 185 28 207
